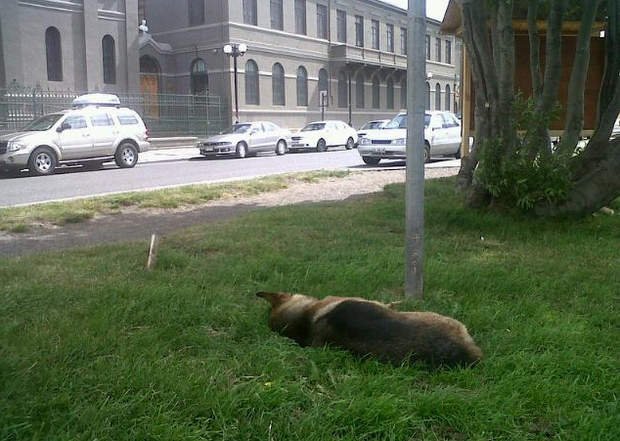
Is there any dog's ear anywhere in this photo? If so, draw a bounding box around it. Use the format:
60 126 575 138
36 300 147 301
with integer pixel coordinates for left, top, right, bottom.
256 291 292 307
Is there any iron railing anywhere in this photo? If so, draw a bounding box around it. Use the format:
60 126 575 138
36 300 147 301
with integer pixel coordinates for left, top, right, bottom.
0 87 227 137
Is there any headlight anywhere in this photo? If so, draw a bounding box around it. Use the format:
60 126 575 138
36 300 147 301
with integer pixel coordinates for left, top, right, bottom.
358 137 371 145
8 141 26 152
391 138 406 145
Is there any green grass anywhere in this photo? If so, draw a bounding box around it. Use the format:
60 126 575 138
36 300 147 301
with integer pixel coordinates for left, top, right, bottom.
0 170 349 232
1 177 618 440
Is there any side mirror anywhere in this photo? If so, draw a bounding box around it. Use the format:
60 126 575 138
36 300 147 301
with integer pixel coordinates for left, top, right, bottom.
56 122 71 132
250 129 258 135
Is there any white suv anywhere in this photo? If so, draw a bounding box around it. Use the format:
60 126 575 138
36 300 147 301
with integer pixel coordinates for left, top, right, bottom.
357 111 462 165
0 94 150 175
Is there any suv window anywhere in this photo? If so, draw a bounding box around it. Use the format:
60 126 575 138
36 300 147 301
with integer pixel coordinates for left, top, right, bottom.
441 112 459 128
90 113 114 127
117 114 139 125
63 115 88 129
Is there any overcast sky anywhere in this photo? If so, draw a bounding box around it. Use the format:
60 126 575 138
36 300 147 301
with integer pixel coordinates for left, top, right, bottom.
380 0 450 21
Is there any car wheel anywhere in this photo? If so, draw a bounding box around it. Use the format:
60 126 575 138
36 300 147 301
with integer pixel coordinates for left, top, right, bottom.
345 137 355 150
362 156 381 166
236 142 248 158
115 142 139 168
275 139 286 156
424 142 431 163
316 138 327 152
28 147 57 176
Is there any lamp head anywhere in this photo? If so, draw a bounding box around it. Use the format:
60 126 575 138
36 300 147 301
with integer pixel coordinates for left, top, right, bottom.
238 43 248 54
223 44 233 54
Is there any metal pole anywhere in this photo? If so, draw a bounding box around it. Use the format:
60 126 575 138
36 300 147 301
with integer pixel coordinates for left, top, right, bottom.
233 50 239 123
348 70 352 126
404 0 426 299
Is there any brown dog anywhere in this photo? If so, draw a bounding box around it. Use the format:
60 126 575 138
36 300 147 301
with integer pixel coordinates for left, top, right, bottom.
257 291 482 367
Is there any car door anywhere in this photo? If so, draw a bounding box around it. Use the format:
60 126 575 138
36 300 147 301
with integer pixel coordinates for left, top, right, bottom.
89 112 119 156
445 113 462 154
326 122 340 146
247 123 267 153
261 122 279 151
56 114 93 160
428 114 448 154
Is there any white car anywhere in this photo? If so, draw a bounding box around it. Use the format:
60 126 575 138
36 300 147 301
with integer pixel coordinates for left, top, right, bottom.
0 94 150 176
289 120 357 152
198 121 291 158
357 111 462 165
356 119 390 147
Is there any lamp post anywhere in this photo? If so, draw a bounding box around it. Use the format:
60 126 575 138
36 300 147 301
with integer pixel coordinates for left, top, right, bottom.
223 43 247 123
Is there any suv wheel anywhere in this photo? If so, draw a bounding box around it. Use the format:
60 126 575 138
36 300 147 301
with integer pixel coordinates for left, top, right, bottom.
115 142 138 168
424 142 431 163
29 147 57 176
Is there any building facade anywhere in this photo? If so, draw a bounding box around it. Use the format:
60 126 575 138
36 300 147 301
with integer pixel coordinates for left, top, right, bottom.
140 0 461 128
0 0 140 93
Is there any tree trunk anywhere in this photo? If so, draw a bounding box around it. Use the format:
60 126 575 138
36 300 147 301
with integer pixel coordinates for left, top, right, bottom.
527 0 543 100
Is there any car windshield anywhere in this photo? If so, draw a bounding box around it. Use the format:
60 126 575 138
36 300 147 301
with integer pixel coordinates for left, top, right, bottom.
22 114 63 131
301 123 326 131
383 114 431 129
222 124 252 134
361 121 383 130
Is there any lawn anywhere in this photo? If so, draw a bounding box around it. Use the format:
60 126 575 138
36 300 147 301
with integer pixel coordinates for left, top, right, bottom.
1 178 618 440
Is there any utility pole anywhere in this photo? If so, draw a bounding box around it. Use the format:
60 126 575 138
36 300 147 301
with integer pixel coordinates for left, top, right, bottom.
404 0 426 299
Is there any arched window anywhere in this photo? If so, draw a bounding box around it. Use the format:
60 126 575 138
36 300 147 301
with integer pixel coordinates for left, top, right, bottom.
356 72 365 108
425 82 431 110
435 83 441 110
102 35 116 84
191 58 209 94
45 27 62 81
445 84 451 111
400 79 407 109
272 63 285 105
372 75 380 109
318 68 328 107
338 71 348 108
386 78 394 109
245 59 259 105
296 66 308 106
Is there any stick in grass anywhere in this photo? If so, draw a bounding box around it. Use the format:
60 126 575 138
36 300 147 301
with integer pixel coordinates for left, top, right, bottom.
146 234 160 270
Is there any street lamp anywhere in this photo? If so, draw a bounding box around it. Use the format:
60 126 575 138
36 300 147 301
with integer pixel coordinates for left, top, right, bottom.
223 43 248 123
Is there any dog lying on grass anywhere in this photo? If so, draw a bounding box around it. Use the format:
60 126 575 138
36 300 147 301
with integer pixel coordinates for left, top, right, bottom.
257 291 482 368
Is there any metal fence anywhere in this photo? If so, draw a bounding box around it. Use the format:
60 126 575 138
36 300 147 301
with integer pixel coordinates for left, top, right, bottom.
0 87 228 137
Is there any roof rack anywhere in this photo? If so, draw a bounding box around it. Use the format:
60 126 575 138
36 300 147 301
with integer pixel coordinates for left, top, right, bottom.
72 93 121 108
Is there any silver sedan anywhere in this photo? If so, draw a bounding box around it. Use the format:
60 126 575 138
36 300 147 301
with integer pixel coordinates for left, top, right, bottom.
198 121 291 158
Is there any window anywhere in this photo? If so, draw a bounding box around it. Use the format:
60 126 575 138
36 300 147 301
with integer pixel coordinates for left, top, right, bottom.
425 35 430 60
272 63 285 105
63 115 87 129
355 72 364 108
445 84 451 111
90 113 114 127
243 0 257 26
372 76 380 109
337 10 347 43
436 37 442 62
118 114 139 125
435 83 441 110
102 35 116 84
371 20 379 50
295 0 306 35
318 68 329 107
386 24 394 53
188 0 205 26
401 79 407 109
190 58 208 94
446 40 452 64
425 82 430 109
355 16 364 47
245 60 259 105
270 0 283 30
317 4 328 39
338 71 348 108
400 27 407 55
45 27 62 81
296 66 308 106
386 78 394 109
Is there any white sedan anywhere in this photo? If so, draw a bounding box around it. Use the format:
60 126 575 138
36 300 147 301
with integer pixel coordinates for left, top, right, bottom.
289 120 357 152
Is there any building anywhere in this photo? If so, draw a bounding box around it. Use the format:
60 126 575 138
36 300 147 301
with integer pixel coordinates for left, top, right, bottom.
141 0 461 127
0 0 140 93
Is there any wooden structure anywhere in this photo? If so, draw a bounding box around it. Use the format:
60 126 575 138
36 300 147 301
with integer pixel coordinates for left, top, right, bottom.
440 0 607 155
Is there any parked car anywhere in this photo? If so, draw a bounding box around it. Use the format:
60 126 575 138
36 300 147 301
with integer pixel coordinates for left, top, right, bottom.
613 116 620 138
198 121 291 158
289 120 357 152
0 94 150 176
357 111 462 165
356 119 390 147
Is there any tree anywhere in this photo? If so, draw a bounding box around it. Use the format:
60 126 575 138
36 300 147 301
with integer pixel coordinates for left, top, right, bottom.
456 0 620 216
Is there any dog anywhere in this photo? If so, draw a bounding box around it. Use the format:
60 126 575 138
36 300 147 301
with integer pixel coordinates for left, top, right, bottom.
256 291 482 367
